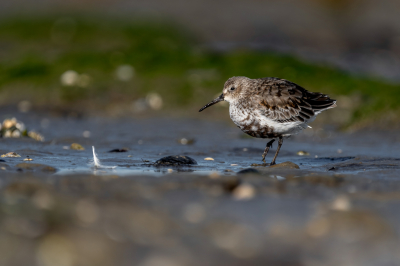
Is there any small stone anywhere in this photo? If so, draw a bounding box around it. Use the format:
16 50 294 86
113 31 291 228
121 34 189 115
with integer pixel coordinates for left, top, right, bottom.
154 155 197 166
209 172 220 179
204 157 214 161
178 138 195 145
28 131 45 141
82 131 91 138
269 161 300 169
232 183 255 200
1 152 21 158
297 151 310 156
331 195 351 211
230 164 238 166
237 168 260 175
70 143 85 150
2 118 17 129
15 163 57 172
23 158 33 161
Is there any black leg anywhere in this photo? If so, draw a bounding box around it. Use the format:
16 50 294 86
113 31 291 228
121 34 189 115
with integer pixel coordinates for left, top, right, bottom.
270 137 283 165
261 139 275 163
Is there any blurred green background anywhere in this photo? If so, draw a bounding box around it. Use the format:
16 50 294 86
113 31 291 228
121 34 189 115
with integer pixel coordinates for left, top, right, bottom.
1 0 400 129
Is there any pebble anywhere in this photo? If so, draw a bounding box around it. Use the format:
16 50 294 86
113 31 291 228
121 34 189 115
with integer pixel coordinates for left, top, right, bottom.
232 183 256 200
209 172 220 179
15 163 57 172
28 131 45 141
331 195 351 211
0 117 44 141
204 157 214 161
70 143 85 150
297 151 310 156
23 158 33 161
1 152 21 158
178 138 195 145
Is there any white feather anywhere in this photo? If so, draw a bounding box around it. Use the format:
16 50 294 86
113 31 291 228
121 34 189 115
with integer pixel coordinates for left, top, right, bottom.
91 146 116 169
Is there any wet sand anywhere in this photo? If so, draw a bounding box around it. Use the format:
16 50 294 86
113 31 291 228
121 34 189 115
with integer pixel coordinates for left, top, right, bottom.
1 112 400 265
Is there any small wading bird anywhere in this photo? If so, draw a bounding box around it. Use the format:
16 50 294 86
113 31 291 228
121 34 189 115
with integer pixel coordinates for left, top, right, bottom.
199 76 336 165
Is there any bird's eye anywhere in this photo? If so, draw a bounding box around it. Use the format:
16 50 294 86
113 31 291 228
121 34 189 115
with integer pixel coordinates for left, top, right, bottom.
230 87 235 91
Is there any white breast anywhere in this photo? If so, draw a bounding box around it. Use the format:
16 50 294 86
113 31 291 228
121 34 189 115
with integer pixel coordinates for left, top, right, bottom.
229 104 254 127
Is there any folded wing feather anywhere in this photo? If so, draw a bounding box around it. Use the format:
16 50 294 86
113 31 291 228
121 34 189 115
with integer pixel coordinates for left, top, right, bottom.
254 78 336 123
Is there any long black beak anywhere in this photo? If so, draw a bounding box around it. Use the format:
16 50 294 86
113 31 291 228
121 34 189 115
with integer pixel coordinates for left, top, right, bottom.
199 94 224 112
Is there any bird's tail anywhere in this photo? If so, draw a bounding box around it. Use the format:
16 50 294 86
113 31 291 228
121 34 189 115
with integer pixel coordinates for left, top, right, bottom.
306 92 337 111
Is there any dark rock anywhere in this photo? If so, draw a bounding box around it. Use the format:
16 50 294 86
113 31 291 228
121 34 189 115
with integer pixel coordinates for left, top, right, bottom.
269 161 300 169
237 168 260 175
153 155 197 166
15 163 57 172
109 148 129 152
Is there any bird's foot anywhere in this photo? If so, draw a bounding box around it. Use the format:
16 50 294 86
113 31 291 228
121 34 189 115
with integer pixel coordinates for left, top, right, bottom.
270 161 276 166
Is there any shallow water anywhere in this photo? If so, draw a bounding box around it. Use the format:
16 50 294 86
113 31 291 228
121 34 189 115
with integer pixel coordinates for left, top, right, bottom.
2 112 400 176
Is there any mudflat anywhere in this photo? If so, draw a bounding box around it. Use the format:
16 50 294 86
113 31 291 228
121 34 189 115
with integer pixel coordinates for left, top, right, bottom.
0 112 400 265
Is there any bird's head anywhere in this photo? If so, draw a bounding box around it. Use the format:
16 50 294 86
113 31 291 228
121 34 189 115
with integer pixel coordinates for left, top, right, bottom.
199 76 250 112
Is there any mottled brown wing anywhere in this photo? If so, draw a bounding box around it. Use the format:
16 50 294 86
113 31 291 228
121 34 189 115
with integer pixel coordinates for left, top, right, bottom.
253 78 336 123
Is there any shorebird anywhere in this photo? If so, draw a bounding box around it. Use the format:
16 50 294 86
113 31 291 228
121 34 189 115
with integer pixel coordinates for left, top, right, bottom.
199 76 336 165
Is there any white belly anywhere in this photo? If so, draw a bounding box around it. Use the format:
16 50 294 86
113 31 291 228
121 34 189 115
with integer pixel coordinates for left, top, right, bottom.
229 104 311 137
256 112 311 136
